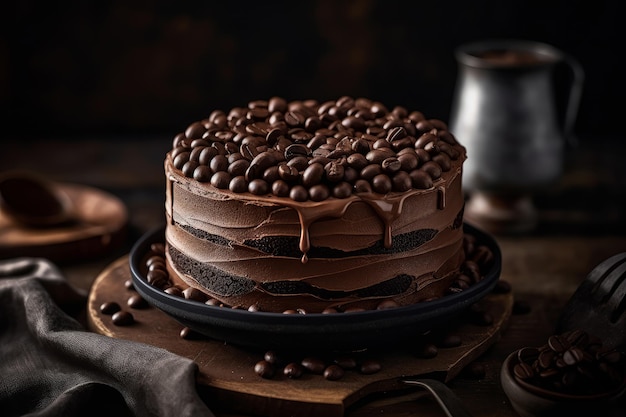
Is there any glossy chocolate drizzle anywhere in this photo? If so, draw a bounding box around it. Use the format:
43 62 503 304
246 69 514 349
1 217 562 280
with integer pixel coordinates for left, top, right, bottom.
168 169 449 264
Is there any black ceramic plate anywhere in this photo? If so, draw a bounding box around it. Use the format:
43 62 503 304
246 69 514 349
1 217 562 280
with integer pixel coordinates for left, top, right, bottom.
130 223 501 352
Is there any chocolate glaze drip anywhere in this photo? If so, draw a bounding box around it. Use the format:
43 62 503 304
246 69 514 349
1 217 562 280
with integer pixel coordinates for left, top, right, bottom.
261 190 431 262
169 171 452 263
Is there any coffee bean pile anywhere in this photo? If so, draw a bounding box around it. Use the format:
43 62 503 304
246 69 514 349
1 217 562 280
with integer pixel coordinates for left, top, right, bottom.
170 96 464 201
512 329 625 396
139 233 495 314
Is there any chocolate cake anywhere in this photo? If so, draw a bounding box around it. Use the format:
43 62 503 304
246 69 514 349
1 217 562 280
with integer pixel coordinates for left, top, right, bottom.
164 96 469 313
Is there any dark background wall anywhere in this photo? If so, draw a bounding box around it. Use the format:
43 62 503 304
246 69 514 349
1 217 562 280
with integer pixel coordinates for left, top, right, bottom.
2 0 624 140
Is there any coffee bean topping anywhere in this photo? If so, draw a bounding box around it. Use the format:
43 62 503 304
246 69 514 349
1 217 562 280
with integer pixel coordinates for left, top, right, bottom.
171 97 464 201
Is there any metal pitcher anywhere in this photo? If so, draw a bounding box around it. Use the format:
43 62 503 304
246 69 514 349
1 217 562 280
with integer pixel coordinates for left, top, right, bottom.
450 39 584 194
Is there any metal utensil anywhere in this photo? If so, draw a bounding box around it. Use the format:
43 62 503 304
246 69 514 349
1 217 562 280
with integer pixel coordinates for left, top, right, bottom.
402 378 473 417
555 252 626 350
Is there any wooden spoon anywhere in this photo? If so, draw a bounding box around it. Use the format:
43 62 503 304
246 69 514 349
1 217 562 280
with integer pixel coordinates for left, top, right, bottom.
0 171 76 228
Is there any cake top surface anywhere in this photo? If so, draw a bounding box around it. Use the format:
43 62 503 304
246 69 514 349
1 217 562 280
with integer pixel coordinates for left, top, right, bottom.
168 96 466 202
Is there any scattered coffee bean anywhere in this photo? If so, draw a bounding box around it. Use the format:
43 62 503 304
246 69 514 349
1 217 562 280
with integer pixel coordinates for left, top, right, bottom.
100 301 121 315
127 294 149 309
179 326 202 340
283 362 304 379
301 357 326 374
359 359 382 375
263 350 285 365
111 310 134 326
324 364 345 380
254 360 275 379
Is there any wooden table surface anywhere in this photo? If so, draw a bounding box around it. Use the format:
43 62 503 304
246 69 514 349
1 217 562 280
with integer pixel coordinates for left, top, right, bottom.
1 135 625 416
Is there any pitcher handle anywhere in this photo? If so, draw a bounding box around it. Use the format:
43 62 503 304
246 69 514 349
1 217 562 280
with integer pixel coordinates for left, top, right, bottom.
561 53 585 147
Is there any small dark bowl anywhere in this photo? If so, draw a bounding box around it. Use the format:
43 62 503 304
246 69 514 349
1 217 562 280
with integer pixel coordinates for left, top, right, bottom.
130 223 501 352
501 350 626 417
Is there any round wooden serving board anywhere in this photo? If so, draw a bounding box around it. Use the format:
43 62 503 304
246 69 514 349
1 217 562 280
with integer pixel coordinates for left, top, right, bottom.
88 256 513 417
0 183 128 262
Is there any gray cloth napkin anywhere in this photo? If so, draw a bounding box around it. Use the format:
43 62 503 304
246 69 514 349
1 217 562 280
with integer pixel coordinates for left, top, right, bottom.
0 257 215 417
